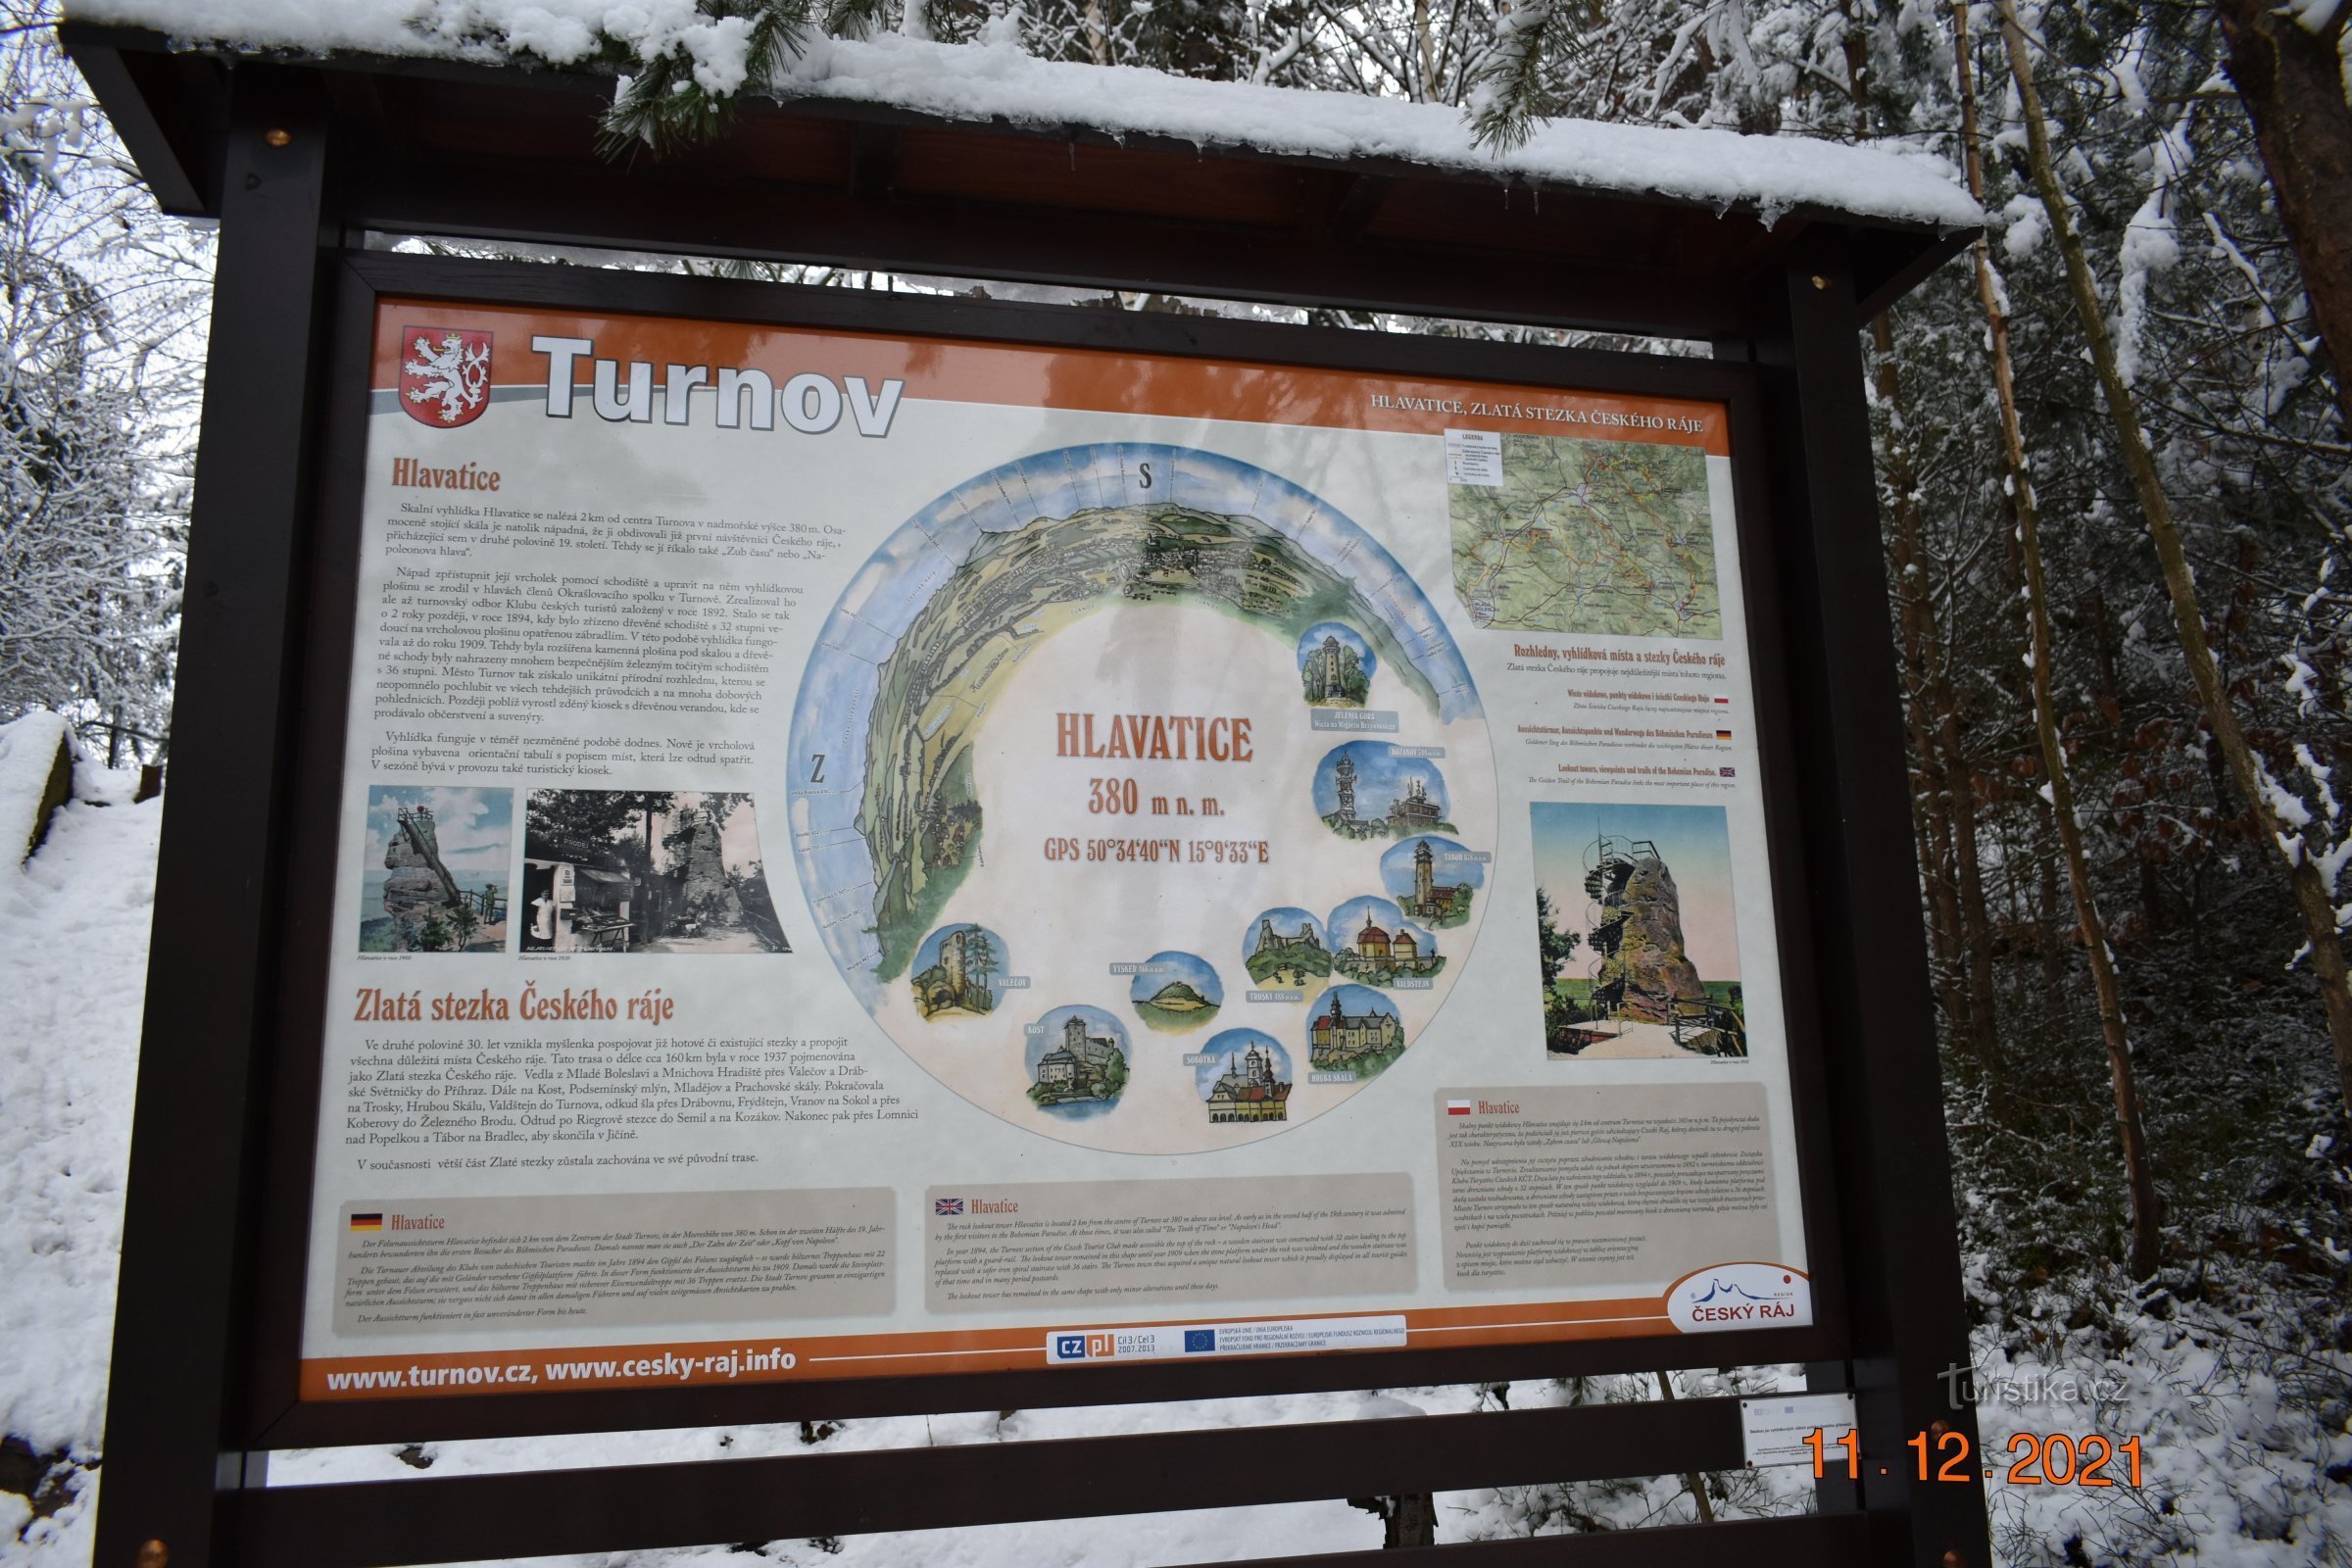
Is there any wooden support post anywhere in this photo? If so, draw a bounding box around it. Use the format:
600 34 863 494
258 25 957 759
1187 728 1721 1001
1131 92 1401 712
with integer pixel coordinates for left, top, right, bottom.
92 63 333 1568
1730 235 1992 1568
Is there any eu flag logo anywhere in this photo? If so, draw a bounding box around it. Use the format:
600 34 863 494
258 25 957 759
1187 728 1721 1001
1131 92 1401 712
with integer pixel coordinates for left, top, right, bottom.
1184 1329 1216 1353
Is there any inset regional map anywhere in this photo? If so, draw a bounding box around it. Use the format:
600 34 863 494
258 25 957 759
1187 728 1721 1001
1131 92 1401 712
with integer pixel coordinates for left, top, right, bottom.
1447 433 1718 639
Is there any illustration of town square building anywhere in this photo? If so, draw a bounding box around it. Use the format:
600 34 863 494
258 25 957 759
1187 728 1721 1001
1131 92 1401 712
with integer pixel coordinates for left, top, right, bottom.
1203 1037 1293 1123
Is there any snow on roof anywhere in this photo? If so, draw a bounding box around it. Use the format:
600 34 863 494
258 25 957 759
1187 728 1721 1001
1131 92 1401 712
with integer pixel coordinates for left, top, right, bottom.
69 1 1982 230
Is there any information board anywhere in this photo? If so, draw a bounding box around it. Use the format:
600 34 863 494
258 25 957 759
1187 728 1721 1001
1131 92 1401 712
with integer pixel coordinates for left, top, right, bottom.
306 298 1815 1401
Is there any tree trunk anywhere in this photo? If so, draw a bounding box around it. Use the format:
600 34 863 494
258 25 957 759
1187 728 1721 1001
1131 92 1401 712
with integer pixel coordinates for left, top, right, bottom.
2214 0 2352 435
1349 1494 1438 1547
1965 0 2165 1275
1655 1372 1717 1525
1875 316 2005 1076
1997 0 2352 1129
1083 0 1109 66
1877 318 1974 1051
1841 0 2002 1081
2036 793 2067 1024
1411 0 1436 101
1947 720 2001 1067
1909 746 1971 1041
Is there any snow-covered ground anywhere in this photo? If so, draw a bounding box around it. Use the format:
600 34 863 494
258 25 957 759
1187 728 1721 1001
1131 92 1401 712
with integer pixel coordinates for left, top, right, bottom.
0 718 159 1564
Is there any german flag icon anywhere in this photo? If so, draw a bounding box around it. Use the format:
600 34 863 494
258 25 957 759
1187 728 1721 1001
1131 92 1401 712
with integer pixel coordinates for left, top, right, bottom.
349 1212 384 1232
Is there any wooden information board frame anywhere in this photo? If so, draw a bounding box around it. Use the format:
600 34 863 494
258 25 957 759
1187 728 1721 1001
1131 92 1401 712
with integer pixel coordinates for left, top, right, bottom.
66 27 1991 1568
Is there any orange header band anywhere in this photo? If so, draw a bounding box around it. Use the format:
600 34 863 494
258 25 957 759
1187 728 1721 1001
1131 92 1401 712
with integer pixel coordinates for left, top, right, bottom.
375 300 1732 456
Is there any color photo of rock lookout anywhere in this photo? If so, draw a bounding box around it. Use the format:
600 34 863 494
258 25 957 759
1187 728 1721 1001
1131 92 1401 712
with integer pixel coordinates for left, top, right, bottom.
1531 802 1746 1059
359 786 510 953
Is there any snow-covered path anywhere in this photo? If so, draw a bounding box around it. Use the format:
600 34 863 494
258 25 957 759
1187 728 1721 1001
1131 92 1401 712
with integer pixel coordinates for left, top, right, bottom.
0 736 161 1563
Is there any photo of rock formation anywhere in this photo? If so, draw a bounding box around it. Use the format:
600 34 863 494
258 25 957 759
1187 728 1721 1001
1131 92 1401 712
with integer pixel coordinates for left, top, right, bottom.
358 786 511 954
1530 802 1746 1060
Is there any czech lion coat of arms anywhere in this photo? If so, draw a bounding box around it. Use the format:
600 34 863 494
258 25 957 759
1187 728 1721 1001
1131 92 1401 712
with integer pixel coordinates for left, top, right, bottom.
398 326 493 428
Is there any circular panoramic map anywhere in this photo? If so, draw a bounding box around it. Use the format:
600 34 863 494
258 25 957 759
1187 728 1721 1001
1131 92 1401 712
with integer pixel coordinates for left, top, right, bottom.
788 443 1495 1153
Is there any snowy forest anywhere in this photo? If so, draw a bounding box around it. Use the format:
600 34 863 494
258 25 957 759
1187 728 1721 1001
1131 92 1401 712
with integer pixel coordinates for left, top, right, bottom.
3 0 2350 1562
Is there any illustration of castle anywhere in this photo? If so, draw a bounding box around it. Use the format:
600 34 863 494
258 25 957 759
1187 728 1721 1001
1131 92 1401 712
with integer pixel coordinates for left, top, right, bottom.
1248 916 1332 983
1204 1041 1292 1123
1031 1014 1128 1106
1335 913 1445 981
1254 918 1323 957
912 925 998 1018
1302 632 1369 707
1398 838 1473 925
1309 991 1403 1069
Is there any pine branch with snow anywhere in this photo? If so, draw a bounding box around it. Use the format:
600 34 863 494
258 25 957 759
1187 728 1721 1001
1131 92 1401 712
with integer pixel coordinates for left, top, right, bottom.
598 0 895 156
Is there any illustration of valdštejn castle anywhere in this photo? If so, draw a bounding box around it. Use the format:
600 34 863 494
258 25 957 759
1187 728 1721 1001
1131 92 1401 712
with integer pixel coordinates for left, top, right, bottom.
1205 1041 1292 1122
1031 1014 1128 1107
1301 632 1370 707
1323 754 1454 839
1309 991 1404 1074
912 924 999 1018
1335 911 1444 983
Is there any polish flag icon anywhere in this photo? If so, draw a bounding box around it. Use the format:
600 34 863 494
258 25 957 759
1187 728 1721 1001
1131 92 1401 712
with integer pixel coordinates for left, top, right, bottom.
1713 695 1731 706
1446 1100 1472 1116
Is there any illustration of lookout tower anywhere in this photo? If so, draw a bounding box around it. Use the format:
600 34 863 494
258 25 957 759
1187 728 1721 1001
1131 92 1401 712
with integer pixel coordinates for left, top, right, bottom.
1314 635 1344 697
1333 753 1357 824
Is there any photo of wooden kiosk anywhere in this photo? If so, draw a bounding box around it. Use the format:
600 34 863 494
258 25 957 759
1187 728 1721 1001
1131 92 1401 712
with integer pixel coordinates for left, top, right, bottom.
517 858 638 954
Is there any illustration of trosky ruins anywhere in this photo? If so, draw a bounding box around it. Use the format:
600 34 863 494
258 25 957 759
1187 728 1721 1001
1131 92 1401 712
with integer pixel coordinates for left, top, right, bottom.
1248 916 1332 985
